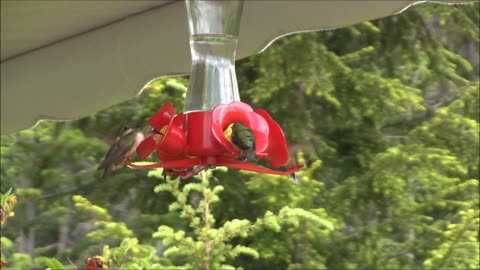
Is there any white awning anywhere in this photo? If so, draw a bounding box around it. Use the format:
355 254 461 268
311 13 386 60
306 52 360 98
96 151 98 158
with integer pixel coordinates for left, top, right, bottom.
0 0 474 134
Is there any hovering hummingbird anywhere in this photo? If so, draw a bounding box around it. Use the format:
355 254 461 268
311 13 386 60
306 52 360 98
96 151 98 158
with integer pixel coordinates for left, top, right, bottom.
286 155 300 184
98 126 146 178
290 172 299 184
230 122 257 162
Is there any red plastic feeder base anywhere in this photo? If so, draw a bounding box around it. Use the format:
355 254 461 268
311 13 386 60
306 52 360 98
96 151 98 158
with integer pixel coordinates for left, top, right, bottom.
131 101 304 179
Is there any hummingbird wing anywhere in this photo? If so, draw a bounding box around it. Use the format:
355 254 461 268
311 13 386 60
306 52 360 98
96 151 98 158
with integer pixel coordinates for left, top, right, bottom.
98 143 131 170
98 127 137 171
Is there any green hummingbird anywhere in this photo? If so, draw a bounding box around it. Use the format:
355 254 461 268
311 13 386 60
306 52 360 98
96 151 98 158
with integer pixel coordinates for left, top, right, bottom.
231 122 257 162
98 126 145 178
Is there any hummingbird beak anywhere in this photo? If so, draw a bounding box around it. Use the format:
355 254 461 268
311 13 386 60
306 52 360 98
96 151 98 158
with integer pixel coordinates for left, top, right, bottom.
142 127 155 137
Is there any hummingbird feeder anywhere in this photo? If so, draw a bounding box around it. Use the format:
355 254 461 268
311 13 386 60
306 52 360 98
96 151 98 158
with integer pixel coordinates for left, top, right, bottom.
127 0 304 178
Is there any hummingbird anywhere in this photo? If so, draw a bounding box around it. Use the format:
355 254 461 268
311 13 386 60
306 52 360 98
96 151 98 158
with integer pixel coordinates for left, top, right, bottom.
286 155 300 184
98 126 146 178
230 122 257 162
290 172 299 184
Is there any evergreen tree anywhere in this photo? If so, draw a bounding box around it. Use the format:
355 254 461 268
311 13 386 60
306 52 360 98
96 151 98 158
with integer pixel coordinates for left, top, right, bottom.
1 2 478 269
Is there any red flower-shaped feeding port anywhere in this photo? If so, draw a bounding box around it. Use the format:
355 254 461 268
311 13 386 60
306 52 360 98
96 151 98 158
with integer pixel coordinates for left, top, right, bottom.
128 101 304 178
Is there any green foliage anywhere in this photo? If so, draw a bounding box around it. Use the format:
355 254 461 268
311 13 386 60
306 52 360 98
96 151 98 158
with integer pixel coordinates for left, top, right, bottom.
1 190 18 268
73 195 112 221
2 253 33 270
35 257 66 270
33 197 170 270
0 189 17 228
423 208 480 269
102 238 167 269
152 171 333 269
33 238 170 270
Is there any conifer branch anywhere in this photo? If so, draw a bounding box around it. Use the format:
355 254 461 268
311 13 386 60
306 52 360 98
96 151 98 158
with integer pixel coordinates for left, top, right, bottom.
434 214 470 268
152 172 333 269
202 171 212 270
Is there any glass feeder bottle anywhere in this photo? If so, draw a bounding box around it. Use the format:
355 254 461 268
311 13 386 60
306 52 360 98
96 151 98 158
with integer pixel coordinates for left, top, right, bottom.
184 0 244 156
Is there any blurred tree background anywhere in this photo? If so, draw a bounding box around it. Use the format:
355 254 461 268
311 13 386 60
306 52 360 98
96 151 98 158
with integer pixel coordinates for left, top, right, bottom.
1 2 478 269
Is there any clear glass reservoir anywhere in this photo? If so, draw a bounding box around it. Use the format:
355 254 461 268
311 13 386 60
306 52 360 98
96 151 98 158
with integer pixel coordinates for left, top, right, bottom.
184 0 244 112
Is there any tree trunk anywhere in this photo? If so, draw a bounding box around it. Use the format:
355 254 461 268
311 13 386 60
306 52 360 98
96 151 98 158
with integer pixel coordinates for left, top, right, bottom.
57 201 71 255
19 200 36 258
